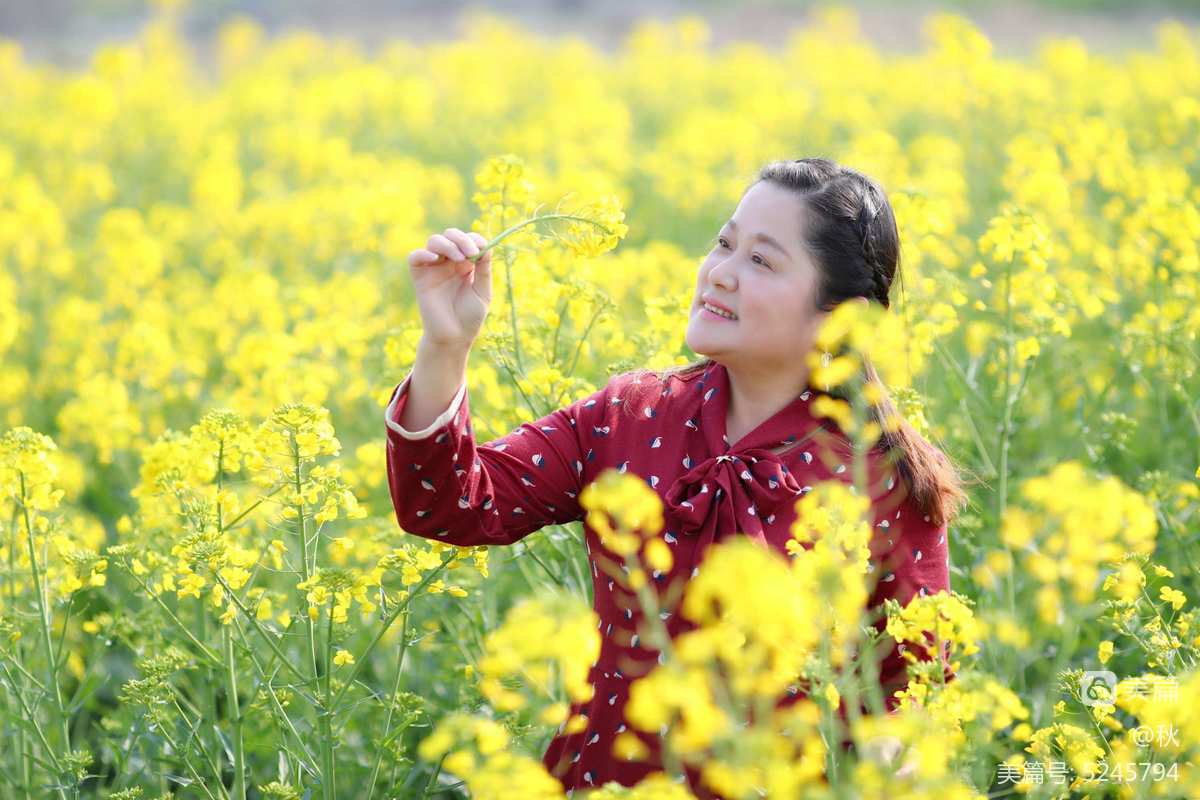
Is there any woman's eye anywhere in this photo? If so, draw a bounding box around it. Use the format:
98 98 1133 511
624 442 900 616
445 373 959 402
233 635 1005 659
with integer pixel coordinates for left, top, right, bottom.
716 238 770 268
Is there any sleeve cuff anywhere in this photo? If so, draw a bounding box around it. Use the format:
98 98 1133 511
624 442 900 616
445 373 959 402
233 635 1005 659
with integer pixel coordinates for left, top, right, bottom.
384 367 468 440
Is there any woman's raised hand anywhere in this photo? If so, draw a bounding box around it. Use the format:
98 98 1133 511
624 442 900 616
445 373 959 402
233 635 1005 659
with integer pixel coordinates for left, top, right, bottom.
406 227 493 351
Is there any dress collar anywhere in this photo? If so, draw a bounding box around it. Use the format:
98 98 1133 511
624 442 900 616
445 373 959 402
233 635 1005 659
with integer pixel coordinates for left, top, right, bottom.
695 360 850 456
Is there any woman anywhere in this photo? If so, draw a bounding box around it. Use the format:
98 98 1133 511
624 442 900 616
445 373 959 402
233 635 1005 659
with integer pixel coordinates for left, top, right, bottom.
385 157 968 795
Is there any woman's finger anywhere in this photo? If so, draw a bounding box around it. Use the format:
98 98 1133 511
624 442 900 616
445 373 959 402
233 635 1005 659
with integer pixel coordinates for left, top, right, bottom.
444 228 480 258
408 248 440 267
427 234 466 262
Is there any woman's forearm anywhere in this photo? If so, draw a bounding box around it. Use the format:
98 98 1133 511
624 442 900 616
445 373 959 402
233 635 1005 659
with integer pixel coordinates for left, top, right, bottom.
399 337 471 432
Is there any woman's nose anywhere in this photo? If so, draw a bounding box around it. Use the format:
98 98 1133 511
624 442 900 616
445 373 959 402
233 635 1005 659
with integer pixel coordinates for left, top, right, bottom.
708 262 735 290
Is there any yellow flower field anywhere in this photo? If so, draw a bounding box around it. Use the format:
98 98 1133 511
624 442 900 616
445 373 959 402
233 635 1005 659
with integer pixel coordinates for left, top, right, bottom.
2 2 1200 798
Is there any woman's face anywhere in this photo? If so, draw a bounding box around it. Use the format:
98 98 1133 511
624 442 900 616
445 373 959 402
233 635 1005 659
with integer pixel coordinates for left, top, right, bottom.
686 181 827 373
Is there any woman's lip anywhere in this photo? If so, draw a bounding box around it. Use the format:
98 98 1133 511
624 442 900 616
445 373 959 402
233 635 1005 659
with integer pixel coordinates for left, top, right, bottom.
701 305 737 322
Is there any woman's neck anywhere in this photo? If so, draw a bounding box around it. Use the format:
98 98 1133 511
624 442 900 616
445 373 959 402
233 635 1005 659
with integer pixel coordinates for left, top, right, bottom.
723 360 812 446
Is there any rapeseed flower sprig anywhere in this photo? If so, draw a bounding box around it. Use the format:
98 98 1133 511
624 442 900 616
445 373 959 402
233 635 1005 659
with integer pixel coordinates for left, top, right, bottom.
885 590 982 680
409 595 599 797
1098 554 1199 675
1014 721 1108 792
695 701 827 800
469 155 629 264
466 153 629 391
993 461 1157 627
784 482 880 742
882 671 1030 767
623 540 834 797
474 195 629 262
849 705 985 797
580 468 667 572
416 712 565 799
807 293 916 452
680 539 822 699
471 154 540 249
585 772 701 798
475 593 600 723
0 428 66 513
116 646 194 730
0 426 101 798
108 399 453 800
376 540 484 598
977 203 1056 277
1049 663 1200 794
578 469 680 666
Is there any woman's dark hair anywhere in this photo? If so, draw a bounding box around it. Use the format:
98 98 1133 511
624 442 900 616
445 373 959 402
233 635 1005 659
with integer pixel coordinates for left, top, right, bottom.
628 157 969 528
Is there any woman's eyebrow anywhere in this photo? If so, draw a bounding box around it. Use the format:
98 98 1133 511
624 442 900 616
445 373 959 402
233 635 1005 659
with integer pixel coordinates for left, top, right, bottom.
724 220 792 261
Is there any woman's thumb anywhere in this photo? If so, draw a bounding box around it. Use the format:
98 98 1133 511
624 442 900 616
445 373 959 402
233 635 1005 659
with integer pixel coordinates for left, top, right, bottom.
469 233 492 303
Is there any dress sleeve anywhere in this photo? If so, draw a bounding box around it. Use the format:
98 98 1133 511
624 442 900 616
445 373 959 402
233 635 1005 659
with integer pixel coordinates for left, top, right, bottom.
865 493 955 713
384 367 618 547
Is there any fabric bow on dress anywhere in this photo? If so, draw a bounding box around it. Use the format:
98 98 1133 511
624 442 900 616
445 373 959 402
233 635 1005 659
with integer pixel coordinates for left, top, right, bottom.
662 362 842 555
664 448 803 550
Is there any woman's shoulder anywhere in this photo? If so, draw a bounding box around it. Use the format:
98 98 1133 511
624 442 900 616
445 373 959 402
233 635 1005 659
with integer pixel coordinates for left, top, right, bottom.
611 363 710 416
625 362 711 394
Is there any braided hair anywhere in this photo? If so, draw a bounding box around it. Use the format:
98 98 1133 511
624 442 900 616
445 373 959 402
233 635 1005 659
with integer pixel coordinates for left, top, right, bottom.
855 183 888 308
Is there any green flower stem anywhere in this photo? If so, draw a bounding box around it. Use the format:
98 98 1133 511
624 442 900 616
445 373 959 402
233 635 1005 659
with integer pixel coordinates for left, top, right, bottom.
329 551 455 714
469 212 614 263
222 484 285 532
510 544 554 592
930 338 996 477
197 591 219 771
997 253 1026 697
212 574 311 689
1155 506 1200 602
496 357 542 422
3 648 49 692
549 294 568 368
998 256 1014 599
436 608 483 677
540 529 587 593
505 249 524 375
855 623 891 718
291 436 320 681
819 637 840 784
419 752 448 799
469 212 615 376
0 660 67 798
170 694 228 796
156 716 222 800
841 405 873 746
498 189 523 375
222 626 247 800
559 532 591 595
566 304 607 379
365 609 412 799
524 542 566 586
286 435 329 797
122 569 222 667
319 606 336 800
19 474 71 776
235 623 319 771
7 505 31 800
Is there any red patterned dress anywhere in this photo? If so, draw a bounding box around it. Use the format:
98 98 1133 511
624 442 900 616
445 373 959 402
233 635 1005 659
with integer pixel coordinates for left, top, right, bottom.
384 360 953 797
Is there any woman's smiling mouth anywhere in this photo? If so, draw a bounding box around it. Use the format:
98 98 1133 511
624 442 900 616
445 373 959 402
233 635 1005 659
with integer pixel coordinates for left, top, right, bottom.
701 301 738 321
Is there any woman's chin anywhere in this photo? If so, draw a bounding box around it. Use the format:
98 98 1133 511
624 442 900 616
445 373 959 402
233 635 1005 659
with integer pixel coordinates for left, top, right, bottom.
686 339 728 359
